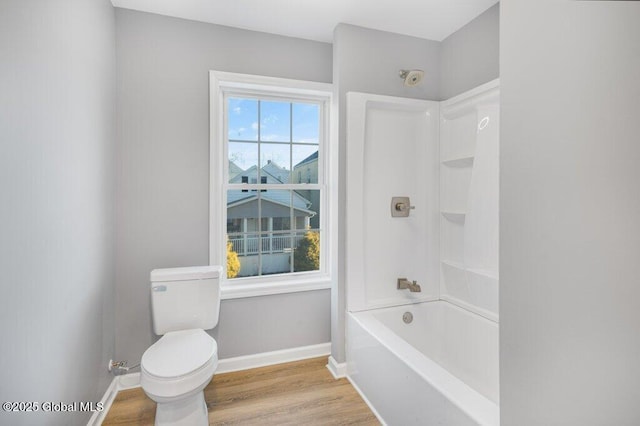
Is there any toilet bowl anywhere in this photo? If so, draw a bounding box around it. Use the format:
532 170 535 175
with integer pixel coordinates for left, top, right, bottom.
140 266 222 426
141 329 218 425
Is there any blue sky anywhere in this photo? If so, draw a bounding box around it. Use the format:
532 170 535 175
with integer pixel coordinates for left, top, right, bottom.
228 98 319 172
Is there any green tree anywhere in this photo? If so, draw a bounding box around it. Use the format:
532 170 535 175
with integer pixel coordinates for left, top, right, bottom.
294 230 320 272
227 238 240 278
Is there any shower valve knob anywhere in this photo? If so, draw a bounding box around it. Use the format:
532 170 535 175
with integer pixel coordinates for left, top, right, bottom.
391 197 414 217
395 202 415 212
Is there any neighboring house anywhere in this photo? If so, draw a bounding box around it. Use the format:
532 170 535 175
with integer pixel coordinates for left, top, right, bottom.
262 160 291 184
227 160 316 277
228 160 244 181
292 151 320 229
293 151 318 184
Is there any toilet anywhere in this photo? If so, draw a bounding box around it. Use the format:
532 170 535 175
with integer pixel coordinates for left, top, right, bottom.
141 265 223 425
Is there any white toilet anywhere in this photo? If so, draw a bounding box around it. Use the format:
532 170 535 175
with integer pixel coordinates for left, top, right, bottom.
141 265 223 426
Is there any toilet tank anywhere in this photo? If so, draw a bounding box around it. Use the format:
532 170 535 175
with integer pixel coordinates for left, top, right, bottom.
150 266 223 335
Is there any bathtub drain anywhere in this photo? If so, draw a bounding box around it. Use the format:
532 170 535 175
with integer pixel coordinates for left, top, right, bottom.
403 312 413 324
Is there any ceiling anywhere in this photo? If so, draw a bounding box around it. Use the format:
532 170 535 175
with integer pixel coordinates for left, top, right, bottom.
110 0 498 43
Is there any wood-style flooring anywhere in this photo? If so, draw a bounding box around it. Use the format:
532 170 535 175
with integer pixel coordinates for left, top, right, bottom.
102 357 379 425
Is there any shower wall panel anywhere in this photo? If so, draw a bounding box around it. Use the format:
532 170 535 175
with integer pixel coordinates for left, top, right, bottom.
439 80 500 321
346 93 440 311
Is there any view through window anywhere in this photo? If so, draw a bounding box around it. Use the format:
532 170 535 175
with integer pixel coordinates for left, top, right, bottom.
225 96 323 279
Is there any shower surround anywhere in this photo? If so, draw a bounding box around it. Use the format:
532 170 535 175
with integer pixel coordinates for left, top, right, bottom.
345 80 500 425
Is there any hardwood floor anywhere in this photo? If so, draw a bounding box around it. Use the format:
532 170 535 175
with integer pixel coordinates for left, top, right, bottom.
102 357 379 425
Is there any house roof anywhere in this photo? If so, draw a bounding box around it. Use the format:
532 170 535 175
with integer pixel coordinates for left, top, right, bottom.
228 160 244 180
262 161 291 183
227 159 315 216
293 150 318 168
229 162 290 185
227 190 315 216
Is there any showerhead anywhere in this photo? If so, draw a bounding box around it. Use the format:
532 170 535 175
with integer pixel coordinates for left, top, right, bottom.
399 69 424 87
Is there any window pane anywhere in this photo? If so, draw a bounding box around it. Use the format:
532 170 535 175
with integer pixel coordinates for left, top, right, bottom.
228 142 258 183
260 143 291 183
226 189 259 278
294 230 320 272
272 217 291 231
294 189 319 229
224 94 324 281
292 103 319 144
228 98 258 141
258 190 293 276
227 190 257 220
291 145 318 184
259 189 292 227
260 101 290 143
259 232 294 275
227 218 242 234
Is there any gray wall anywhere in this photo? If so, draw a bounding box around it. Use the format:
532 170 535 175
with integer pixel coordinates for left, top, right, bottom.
332 24 441 362
334 24 441 101
440 3 499 100
500 1 640 424
115 9 332 363
0 0 116 425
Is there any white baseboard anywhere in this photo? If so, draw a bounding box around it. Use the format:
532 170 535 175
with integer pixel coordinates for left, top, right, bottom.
326 356 347 379
87 376 119 426
88 344 330 424
86 372 141 425
117 372 141 390
217 342 331 374
346 374 387 426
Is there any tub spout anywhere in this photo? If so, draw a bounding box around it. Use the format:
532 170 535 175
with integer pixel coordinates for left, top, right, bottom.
397 278 421 292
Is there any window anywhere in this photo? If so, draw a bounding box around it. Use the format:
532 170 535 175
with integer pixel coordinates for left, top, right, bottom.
210 72 332 297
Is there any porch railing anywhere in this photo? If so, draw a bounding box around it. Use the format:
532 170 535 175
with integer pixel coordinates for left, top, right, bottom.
228 233 306 256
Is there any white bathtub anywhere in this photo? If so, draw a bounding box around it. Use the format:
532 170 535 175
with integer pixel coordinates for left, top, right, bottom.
347 300 499 425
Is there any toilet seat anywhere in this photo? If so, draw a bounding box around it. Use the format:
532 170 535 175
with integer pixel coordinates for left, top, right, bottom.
141 329 218 399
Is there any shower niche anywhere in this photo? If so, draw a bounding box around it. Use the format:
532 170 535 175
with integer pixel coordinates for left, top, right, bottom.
440 80 500 321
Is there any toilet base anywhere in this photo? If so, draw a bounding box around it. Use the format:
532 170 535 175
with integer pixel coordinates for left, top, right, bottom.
154 390 208 426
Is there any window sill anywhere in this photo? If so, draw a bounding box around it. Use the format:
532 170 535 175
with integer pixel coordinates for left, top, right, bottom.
221 275 332 300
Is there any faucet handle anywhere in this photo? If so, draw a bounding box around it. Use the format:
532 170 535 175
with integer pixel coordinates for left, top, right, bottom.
391 197 415 217
395 202 415 212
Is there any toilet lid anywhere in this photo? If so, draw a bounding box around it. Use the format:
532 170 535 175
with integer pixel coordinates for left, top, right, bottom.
142 329 217 378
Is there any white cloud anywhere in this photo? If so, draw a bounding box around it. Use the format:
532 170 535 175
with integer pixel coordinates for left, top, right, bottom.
262 114 278 125
251 122 258 130
233 106 241 114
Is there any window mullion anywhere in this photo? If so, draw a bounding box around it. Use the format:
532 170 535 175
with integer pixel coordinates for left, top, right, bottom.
257 99 261 183
289 102 293 180
226 183 323 191
258 190 262 277
290 190 295 273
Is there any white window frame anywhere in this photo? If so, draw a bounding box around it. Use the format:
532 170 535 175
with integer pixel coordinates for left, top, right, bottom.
210 71 334 299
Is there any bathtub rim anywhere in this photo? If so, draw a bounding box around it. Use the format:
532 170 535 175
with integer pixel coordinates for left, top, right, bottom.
347 300 499 426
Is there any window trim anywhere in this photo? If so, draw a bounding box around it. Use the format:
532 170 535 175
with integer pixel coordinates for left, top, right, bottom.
210 71 334 299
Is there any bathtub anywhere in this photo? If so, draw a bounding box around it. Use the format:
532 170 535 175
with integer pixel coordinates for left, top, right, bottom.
347 300 499 425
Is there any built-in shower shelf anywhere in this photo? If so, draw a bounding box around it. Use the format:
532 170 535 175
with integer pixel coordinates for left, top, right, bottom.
441 156 474 167
441 211 466 223
441 259 465 269
441 259 499 280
